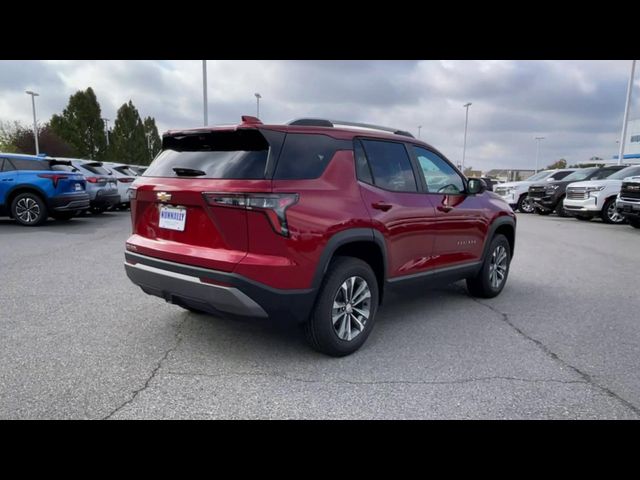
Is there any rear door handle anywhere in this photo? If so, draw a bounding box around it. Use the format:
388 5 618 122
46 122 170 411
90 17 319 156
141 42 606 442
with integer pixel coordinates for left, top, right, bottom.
372 201 393 212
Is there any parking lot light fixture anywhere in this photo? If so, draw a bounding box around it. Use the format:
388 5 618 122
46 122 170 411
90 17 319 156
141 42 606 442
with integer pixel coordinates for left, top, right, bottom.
535 136 545 173
617 60 636 166
418 125 422 139
25 90 40 155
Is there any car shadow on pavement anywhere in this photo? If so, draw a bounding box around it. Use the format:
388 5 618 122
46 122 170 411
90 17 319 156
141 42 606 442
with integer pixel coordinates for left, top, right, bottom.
181 281 472 359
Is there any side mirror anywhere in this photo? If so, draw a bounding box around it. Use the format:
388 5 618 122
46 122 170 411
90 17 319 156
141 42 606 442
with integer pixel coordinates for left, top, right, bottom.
467 178 487 195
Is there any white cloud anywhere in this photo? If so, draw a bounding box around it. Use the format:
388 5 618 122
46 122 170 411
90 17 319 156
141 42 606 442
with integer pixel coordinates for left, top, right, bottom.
1 60 638 171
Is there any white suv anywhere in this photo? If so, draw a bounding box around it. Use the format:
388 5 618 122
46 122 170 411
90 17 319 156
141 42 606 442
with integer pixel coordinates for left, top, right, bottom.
493 169 576 213
563 165 640 224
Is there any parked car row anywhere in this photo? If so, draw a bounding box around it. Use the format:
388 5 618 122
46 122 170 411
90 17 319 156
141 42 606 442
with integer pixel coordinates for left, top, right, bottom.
0 152 144 226
492 164 640 229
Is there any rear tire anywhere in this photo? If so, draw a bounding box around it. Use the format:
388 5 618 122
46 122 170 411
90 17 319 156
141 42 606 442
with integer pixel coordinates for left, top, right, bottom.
90 206 106 215
11 192 48 226
555 196 569 217
517 195 534 213
466 234 511 298
305 257 379 357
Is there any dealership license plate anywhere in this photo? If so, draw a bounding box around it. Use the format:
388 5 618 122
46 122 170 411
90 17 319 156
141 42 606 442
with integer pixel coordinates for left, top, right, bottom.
159 205 187 231
75 183 82 191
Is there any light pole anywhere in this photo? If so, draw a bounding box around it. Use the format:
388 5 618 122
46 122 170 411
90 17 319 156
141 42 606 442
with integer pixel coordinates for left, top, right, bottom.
617 59 636 166
462 102 472 172
102 118 110 147
25 90 40 155
202 60 208 126
535 137 545 173
254 93 262 119
418 125 422 139
146 132 153 161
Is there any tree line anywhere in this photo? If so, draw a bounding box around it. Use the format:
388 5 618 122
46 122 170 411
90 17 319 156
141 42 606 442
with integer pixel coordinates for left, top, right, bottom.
0 87 161 166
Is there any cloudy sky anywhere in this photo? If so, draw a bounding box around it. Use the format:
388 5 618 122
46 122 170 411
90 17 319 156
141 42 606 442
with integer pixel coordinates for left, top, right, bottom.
1 60 638 171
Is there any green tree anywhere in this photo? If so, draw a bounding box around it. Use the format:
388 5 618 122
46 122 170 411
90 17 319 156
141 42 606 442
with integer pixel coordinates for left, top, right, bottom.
143 116 162 163
109 100 148 165
50 87 107 160
546 158 567 169
0 120 21 152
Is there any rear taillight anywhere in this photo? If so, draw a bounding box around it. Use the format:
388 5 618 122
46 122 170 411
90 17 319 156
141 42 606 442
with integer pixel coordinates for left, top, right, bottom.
38 173 69 188
203 192 298 237
85 177 99 183
118 177 135 183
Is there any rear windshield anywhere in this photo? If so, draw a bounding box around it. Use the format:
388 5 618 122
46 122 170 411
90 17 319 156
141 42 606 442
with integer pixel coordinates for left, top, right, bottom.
80 163 111 175
144 129 269 179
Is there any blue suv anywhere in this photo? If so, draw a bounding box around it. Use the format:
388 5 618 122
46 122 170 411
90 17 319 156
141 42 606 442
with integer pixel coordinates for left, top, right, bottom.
0 153 90 226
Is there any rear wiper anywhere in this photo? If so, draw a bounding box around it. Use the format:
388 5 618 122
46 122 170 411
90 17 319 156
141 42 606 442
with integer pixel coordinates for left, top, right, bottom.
173 167 206 176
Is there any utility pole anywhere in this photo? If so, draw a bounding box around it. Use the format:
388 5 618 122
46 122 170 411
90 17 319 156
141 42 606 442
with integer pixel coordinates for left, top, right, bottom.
202 60 208 126
254 93 261 119
617 60 636 165
462 103 472 172
535 137 545 173
25 90 40 155
103 118 110 146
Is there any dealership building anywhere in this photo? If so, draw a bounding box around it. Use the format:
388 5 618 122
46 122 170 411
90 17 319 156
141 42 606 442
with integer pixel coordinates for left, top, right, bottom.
613 118 640 162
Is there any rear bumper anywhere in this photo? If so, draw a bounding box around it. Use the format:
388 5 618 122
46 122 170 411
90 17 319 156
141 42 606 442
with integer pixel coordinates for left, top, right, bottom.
124 251 316 323
92 191 120 208
49 193 90 212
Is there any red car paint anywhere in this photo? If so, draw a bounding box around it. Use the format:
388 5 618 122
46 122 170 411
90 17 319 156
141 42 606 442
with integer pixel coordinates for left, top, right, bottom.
125 118 515 328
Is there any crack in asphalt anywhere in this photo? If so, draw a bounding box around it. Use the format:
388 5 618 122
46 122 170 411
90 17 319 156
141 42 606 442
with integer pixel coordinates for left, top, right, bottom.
471 298 640 418
101 316 188 420
162 370 588 387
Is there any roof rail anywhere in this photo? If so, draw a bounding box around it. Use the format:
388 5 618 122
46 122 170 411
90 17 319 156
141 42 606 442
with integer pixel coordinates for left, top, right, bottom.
287 118 415 138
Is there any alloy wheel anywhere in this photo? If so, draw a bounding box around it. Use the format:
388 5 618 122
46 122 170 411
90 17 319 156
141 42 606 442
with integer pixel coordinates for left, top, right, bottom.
15 197 41 224
607 202 624 223
520 197 535 213
489 245 508 289
332 276 371 342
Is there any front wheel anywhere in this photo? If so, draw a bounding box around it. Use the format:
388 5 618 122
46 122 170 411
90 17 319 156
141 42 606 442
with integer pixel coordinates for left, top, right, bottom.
517 195 535 213
555 197 569 217
536 207 552 216
466 234 511 298
305 257 379 357
601 198 625 224
11 192 48 226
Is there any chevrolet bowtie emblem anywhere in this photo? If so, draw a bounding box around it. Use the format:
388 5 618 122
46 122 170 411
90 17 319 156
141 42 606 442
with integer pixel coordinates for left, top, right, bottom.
156 192 172 202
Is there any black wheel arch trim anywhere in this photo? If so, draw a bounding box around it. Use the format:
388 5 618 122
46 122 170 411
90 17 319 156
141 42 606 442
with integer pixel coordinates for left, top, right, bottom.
482 215 516 260
311 228 388 291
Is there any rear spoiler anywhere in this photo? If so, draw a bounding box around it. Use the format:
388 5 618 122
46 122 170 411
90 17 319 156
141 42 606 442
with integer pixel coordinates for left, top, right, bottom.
83 161 104 167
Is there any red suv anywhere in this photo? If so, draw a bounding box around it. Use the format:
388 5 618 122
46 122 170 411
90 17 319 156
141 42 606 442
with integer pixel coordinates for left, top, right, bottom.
125 116 516 356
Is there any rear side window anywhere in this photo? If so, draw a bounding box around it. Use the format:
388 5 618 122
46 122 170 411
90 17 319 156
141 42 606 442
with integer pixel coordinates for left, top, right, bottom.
360 140 417 192
7 159 47 171
354 140 373 184
274 133 348 180
144 129 269 179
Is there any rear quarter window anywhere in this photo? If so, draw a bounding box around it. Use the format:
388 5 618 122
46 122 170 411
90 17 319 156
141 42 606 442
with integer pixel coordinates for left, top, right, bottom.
273 133 351 180
7 159 48 171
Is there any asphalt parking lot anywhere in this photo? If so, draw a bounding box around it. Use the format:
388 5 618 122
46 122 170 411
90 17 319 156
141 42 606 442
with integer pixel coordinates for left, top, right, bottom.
1 211 639 419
